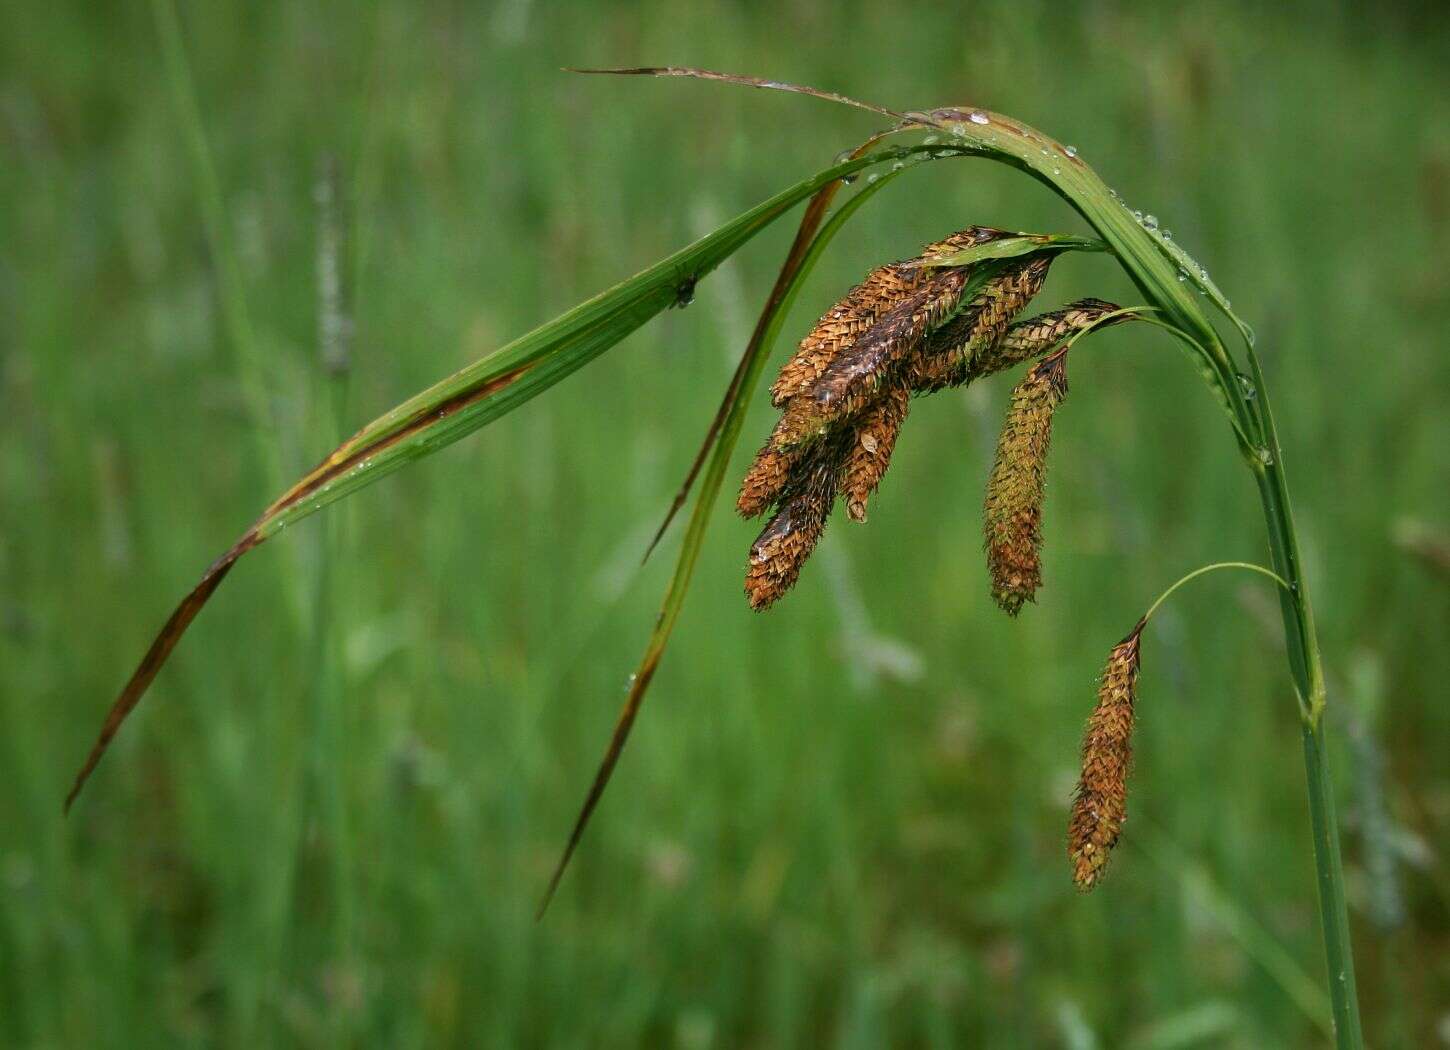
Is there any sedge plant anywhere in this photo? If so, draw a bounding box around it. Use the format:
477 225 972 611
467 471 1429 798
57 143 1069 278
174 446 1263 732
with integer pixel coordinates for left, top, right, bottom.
62 68 1364 1046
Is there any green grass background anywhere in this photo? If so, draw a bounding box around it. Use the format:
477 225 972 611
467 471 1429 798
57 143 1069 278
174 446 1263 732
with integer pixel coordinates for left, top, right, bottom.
2 1 1448 1046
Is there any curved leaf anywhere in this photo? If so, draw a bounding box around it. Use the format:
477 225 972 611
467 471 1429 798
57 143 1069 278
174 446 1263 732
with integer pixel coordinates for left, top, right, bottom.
65 140 944 811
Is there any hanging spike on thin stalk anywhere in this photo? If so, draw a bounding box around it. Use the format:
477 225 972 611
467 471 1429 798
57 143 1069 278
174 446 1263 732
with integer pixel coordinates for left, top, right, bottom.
983 348 1070 616
1068 619 1144 889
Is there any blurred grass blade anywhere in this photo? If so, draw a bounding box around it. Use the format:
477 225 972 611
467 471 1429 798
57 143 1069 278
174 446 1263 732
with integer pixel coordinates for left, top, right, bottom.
65 142 943 812
538 154 912 915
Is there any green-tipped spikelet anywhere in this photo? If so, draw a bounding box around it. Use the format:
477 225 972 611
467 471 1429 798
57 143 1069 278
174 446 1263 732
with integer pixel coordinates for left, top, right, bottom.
983 349 1069 615
1068 622 1144 889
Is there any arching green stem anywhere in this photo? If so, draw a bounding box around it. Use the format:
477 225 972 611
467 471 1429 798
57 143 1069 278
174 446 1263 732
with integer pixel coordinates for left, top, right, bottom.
1141 561 1290 623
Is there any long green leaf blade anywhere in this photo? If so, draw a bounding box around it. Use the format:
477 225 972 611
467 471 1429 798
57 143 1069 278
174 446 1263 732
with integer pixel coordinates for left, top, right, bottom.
65 141 938 811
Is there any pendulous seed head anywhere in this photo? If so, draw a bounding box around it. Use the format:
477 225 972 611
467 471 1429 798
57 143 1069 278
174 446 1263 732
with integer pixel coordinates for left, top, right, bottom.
768 227 1011 408
840 381 912 522
770 263 926 408
982 349 1069 615
744 433 849 609
1068 622 1144 889
805 269 968 425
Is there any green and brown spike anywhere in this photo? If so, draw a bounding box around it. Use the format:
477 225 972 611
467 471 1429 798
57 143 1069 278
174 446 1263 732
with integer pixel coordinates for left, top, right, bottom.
983 348 1070 615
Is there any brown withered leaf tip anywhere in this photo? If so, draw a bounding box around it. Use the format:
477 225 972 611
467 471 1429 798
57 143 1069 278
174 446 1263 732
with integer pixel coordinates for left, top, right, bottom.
1068 622 1144 890
982 349 1069 616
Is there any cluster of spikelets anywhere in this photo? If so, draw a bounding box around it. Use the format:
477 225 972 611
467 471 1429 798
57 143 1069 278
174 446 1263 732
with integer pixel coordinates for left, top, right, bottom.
737 225 1123 611
738 228 1151 888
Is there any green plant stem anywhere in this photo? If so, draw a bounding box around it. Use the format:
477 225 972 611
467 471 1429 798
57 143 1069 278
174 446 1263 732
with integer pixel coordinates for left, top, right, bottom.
1240 356 1363 1048
1140 561 1289 622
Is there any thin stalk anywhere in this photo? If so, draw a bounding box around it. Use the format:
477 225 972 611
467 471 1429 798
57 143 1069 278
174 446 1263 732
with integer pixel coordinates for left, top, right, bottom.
1140 561 1289 622
1237 346 1362 1048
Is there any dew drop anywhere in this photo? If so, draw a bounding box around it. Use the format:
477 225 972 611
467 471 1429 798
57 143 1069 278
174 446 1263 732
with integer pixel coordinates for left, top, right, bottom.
969 111 990 125
1236 373 1257 400
1052 167 1061 175
840 172 858 185
1064 145 1078 157
1256 446 1275 466
1133 210 1143 221
922 134 939 145
1143 214 1159 229
866 172 880 184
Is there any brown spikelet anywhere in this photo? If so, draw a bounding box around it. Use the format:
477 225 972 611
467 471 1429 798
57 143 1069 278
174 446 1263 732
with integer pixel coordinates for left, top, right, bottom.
982 350 1069 615
805 268 967 424
973 297 1124 379
768 227 1011 408
908 256 1052 393
1068 623 1144 889
841 381 911 522
736 442 796 517
769 263 924 407
744 433 849 609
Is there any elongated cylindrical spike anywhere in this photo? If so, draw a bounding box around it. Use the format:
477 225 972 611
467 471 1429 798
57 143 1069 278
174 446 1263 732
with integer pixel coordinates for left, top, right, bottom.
841 382 911 522
744 433 849 609
768 228 1012 408
803 269 967 426
982 350 1069 615
770 263 924 407
1068 623 1144 889
973 297 1123 378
